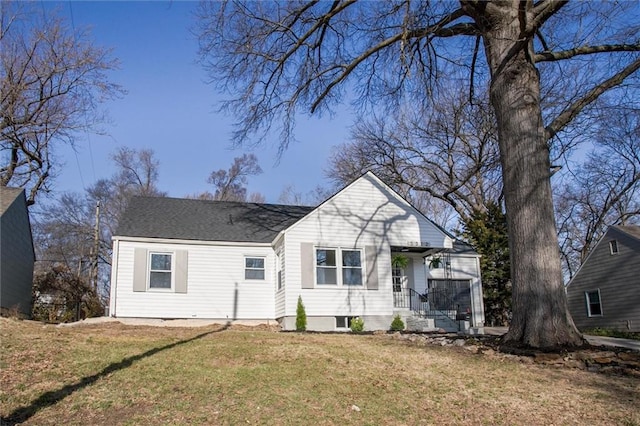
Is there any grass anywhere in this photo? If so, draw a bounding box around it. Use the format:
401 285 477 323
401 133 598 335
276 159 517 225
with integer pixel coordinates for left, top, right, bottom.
1 318 639 425
584 328 640 341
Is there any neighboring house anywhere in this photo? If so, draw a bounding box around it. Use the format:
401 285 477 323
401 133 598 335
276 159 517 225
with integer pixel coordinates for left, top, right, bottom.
0 187 35 317
109 172 484 332
566 225 640 333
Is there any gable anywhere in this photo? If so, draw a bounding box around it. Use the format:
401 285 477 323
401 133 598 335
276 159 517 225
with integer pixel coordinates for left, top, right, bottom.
286 172 452 248
567 225 640 290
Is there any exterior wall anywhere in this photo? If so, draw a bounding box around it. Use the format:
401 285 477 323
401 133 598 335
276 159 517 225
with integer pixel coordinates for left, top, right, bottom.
110 239 276 320
566 227 640 332
279 173 451 331
274 239 285 318
0 191 34 316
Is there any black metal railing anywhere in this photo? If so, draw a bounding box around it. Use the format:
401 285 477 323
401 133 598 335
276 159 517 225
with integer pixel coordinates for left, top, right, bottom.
393 287 470 320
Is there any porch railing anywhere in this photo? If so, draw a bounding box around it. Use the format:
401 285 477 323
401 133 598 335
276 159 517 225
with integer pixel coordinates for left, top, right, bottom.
394 287 470 320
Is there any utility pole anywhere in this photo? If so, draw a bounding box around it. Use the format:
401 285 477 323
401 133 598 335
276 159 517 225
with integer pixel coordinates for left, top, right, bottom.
91 201 100 293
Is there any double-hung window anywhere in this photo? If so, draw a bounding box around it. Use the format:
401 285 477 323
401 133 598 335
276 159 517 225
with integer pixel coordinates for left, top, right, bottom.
316 249 338 285
342 250 363 285
316 248 363 286
149 252 172 289
245 257 265 280
585 290 602 317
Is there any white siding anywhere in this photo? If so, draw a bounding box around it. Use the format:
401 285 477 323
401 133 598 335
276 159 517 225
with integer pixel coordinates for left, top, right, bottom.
281 173 450 319
274 241 286 317
110 240 276 319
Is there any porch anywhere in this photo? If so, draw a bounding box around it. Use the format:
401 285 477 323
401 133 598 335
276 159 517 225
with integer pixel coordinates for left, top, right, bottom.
391 247 474 332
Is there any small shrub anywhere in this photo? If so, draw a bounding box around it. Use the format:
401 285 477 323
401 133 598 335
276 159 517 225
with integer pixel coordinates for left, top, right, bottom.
390 315 405 331
295 296 307 331
350 317 365 332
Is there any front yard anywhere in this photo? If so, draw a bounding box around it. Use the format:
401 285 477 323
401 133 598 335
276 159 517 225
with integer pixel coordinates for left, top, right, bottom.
1 318 638 425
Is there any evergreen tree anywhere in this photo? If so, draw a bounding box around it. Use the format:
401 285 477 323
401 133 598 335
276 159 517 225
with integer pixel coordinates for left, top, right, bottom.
295 296 307 332
460 202 511 326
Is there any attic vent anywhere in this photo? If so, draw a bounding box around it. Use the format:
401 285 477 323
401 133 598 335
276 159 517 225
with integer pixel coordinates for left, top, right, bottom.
228 214 233 225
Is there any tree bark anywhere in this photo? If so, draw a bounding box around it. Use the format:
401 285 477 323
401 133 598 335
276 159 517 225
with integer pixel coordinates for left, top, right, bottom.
480 1 583 348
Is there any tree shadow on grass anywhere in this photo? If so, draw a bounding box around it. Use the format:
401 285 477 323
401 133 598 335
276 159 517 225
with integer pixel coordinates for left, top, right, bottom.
1 323 230 426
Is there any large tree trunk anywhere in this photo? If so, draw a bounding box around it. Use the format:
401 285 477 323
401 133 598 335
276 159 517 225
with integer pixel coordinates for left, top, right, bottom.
480 1 583 348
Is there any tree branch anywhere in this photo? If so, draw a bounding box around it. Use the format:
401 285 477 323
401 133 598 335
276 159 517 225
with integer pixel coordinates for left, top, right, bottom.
535 43 640 62
545 57 640 141
310 8 475 112
529 0 569 34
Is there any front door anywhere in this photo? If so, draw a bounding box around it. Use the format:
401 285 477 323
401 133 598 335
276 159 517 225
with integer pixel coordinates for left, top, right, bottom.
392 266 409 307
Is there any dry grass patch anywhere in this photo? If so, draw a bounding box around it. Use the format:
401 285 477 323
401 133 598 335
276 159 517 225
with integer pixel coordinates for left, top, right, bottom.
1 318 638 425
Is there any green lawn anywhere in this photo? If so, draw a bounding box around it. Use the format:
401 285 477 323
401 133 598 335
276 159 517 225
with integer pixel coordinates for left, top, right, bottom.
1 318 639 425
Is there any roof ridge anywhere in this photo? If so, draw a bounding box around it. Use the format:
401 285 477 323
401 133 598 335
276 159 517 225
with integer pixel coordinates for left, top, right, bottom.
127 194 314 210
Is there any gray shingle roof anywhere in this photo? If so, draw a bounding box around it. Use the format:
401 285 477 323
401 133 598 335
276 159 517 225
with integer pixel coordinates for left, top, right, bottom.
116 196 314 243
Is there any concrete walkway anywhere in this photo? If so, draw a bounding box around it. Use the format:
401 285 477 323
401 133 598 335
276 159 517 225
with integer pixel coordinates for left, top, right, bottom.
484 327 640 351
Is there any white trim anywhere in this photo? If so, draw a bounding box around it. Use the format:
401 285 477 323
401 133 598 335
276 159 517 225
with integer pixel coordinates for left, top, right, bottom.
244 256 266 281
314 247 364 287
148 251 174 291
109 239 120 317
585 289 603 317
112 236 272 247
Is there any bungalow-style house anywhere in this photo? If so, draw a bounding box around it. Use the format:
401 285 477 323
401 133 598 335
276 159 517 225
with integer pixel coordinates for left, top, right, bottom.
109 172 484 332
0 187 35 317
566 225 640 333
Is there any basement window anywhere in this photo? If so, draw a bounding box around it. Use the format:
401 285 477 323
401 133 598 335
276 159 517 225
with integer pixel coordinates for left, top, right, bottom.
336 316 357 329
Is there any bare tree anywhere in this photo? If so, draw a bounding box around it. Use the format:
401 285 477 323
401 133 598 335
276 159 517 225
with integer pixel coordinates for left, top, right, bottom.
0 2 123 205
33 147 165 303
196 1 640 347
278 183 330 207
327 87 501 223
555 109 640 279
193 153 264 202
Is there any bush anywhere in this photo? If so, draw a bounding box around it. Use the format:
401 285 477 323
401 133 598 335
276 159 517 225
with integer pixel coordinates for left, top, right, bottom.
390 315 405 331
350 317 365 332
295 296 307 331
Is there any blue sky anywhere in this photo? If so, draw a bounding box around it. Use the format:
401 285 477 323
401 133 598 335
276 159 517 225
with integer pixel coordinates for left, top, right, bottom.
49 1 353 202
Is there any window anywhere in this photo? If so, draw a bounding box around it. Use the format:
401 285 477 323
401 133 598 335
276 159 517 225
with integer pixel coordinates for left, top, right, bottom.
609 240 619 255
342 250 363 285
276 252 283 290
316 249 337 285
149 253 172 289
336 316 357 329
316 248 364 286
245 257 265 280
585 290 602 317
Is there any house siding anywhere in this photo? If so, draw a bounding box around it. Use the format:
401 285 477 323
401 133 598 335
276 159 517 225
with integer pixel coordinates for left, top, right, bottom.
279 174 451 329
0 190 34 316
111 240 275 320
274 240 285 317
566 227 640 332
